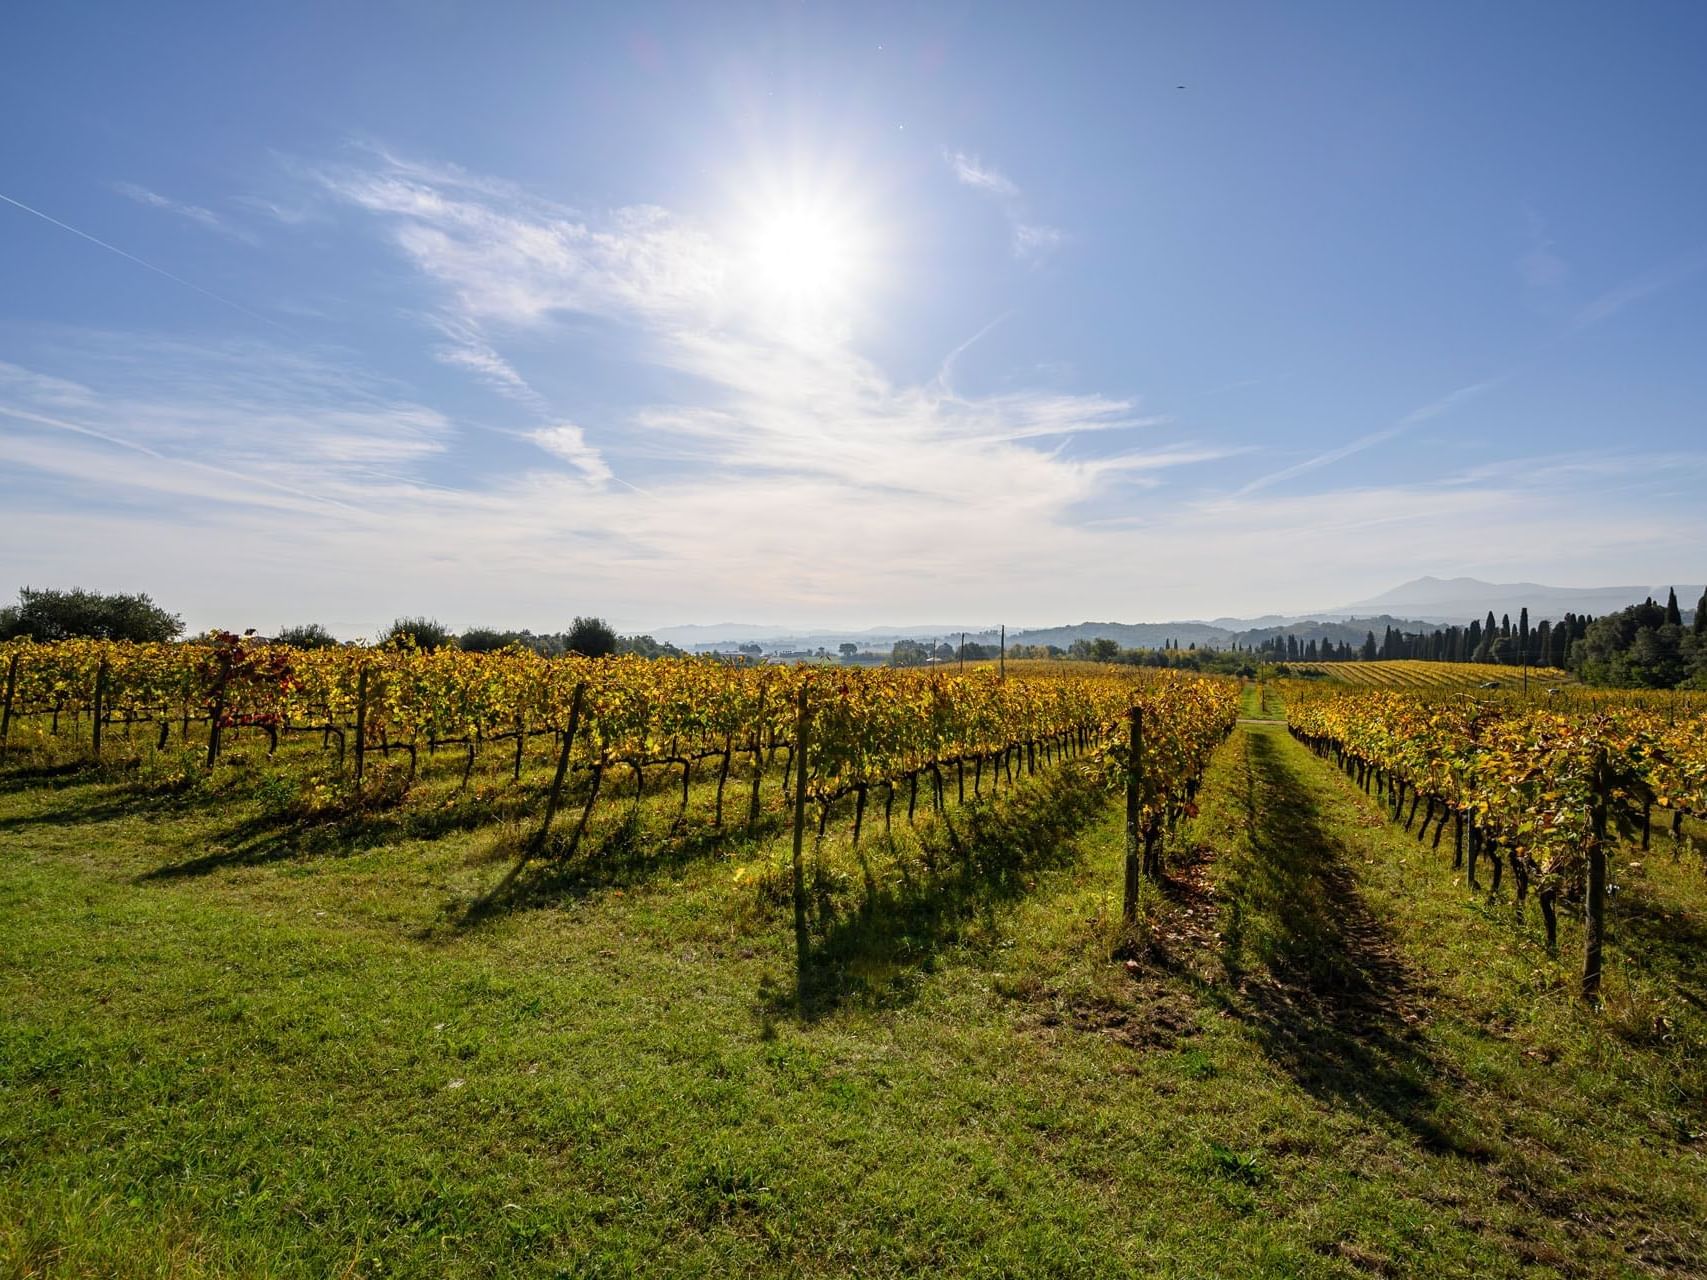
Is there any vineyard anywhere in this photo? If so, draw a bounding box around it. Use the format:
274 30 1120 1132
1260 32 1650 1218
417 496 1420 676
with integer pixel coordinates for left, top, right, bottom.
0 637 1237 976
4 644 1705 1276
1287 684 1707 993
1279 659 1572 689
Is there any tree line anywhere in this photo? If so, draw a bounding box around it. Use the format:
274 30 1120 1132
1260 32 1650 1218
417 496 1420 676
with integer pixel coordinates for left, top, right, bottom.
0 588 680 661
1250 587 1705 690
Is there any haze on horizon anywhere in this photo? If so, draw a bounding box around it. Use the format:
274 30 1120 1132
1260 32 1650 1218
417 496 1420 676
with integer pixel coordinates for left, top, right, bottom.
3 3 1705 639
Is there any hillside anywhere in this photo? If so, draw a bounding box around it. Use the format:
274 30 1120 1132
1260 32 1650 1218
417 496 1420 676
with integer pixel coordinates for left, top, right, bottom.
653 577 1702 655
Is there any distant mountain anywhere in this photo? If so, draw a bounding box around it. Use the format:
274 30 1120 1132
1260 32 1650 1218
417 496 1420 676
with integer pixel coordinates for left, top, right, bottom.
1339 576 1704 624
650 576 1703 655
1008 616 1448 653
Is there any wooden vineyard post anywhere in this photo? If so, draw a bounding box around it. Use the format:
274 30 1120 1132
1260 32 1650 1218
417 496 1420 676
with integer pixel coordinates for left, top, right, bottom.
205 648 232 769
0 651 17 757
529 682 587 856
1122 707 1143 923
354 665 369 792
91 658 108 759
1583 748 1609 1001
790 686 812 1003
747 687 767 834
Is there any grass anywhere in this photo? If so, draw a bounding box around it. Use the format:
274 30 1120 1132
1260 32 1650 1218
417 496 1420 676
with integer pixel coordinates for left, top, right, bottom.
2 717 1704 1277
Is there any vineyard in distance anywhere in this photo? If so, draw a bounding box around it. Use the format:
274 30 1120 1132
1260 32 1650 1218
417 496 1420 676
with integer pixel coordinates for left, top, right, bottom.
2 634 1705 1277
1278 658 1573 689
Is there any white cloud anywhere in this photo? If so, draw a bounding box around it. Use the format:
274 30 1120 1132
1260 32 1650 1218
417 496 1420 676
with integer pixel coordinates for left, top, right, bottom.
946 151 1019 198
1574 247 1707 328
0 142 1217 630
942 150 1064 263
428 317 550 414
528 424 612 486
1012 223 1065 262
114 182 257 244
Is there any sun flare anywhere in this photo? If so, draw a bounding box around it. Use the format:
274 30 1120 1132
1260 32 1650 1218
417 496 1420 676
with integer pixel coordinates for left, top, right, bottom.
746 202 866 312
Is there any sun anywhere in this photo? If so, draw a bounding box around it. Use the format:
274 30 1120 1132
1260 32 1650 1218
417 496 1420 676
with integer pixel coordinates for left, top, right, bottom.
748 203 863 310
718 155 885 336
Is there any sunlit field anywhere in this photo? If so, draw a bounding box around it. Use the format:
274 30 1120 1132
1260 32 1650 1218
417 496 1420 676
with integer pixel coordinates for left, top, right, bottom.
1281 659 1573 690
4 650 1705 1277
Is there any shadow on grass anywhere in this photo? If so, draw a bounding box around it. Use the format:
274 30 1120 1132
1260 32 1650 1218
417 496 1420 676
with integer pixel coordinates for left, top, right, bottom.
1211 728 1490 1160
0 759 100 794
1611 867 1707 1016
447 804 792 934
787 766 1110 1020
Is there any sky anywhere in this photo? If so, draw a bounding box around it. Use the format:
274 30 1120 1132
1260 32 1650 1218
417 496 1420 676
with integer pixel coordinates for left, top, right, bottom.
3 2 1706 638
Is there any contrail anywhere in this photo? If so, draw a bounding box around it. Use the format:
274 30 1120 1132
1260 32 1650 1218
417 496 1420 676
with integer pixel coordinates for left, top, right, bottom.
0 189 287 332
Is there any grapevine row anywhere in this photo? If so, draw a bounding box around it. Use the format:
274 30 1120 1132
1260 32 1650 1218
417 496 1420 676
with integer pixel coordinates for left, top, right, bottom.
1287 688 1707 995
0 637 1237 857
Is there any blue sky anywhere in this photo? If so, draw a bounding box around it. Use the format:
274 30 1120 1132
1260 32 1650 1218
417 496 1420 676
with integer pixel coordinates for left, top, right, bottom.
3 2 1705 636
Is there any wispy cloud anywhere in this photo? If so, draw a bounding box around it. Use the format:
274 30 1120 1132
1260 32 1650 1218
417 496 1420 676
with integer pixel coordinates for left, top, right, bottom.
1012 223 1064 261
1518 209 1568 292
3 334 1701 631
944 149 1065 263
15 148 1697 634
427 316 550 415
1234 380 1496 497
528 424 611 485
114 182 258 244
0 150 1231 628
947 151 1018 199
1574 246 1707 328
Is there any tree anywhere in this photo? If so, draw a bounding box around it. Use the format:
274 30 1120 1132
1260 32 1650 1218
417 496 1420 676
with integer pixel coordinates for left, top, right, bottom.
1473 613 1496 661
838 642 858 659
384 616 454 650
0 586 183 642
1665 588 1683 627
459 627 521 653
1696 587 1707 638
616 633 682 658
890 639 928 666
1360 631 1378 661
1572 601 1688 687
566 616 618 658
276 623 340 649
1518 607 1530 661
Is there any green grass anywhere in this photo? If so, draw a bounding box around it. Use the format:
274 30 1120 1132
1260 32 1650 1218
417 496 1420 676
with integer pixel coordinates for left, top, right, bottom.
2 723 1704 1277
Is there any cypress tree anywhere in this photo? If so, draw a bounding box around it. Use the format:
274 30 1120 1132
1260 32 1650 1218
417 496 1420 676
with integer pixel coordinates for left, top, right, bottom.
1473 614 1495 661
1518 607 1530 658
1665 588 1682 627
1696 587 1707 637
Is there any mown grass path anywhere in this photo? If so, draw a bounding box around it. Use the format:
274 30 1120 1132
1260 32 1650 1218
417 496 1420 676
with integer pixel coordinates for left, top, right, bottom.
2 721 1703 1277
1178 722 1706 1278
